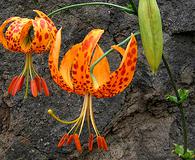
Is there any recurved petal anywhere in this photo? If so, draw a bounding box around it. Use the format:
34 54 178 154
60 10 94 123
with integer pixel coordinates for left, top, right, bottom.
31 18 52 53
111 45 125 56
59 44 80 90
33 10 57 40
0 17 20 49
48 28 74 92
5 18 30 52
33 10 56 28
71 29 104 95
94 34 138 98
90 44 110 89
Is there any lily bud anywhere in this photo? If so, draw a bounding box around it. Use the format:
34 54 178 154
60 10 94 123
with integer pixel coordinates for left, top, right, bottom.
138 0 163 73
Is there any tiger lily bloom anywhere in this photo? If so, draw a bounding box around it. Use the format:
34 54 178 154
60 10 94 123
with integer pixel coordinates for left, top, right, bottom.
48 28 137 152
0 10 57 97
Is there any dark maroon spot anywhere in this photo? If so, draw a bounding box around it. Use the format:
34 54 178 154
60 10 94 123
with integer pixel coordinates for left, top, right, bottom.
124 77 128 82
81 65 84 72
133 57 137 63
131 66 135 71
36 31 39 38
74 63 78 69
86 80 90 83
45 33 49 39
39 35 42 42
121 68 126 76
72 71 77 74
86 74 89 79
127 60 132 66
131 48 136 54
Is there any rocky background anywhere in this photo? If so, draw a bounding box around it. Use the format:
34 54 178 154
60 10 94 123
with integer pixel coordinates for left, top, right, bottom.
0 0 194 160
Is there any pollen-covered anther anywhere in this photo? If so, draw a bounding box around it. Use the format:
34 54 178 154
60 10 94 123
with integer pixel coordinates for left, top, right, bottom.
73 134 82 153
7 54 50 98
57 133 69 148
57 133 82 153
8 75 25 96
88 133 94 152
31 79 38 97
96 136 108 151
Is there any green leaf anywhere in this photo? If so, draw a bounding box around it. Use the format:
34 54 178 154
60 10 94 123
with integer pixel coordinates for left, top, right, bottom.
173 144 195 160
174 144 184 156
166 89 189 105
178 89 189 104
166 95 178 104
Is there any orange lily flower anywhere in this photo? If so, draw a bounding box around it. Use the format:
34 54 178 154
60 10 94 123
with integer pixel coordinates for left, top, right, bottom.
48 28 137 152
0 10 57 97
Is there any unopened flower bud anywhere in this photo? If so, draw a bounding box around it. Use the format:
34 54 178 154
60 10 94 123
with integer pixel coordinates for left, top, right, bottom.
138 0 163 73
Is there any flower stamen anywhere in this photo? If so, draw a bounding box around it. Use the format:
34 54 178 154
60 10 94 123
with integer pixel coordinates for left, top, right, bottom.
8 53 50 98
57 133 69 148
73 134 82 153
49 93 108 152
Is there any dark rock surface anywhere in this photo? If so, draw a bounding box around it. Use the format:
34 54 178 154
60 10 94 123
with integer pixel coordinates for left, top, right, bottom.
0 0 194 160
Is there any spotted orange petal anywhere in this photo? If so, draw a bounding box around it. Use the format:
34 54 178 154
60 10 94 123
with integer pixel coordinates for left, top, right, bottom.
31 18 52 53
94 34 138 98
5 18 30 52
33 10 56 30
71 29 104 95
33 10 57 49
90 44 110 90
48 28 74 93
59 44 81 90
0 17 20 49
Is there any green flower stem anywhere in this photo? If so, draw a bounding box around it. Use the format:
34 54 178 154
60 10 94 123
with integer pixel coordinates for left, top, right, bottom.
162 54 188 154
90 31 140 82
47 2 135 17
